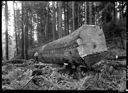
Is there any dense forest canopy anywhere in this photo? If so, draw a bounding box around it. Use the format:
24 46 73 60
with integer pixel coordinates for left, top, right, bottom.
2 1 126 60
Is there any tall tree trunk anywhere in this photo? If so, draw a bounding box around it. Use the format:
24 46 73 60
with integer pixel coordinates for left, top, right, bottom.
24 7 28 59
44 15 48 42
74 3 79 29
89 2 92 24
58 2 62 38
86 2 90 24
113 2 117 24
92 2 95 25
64 2 68 36
65 2 69 35
52 2 56 40
44 3 49 42
64 2 66 36
56 2 59 39
72 2 75 32
77 3 80 27
84 2 87 24
78 2 82 27
67 9 69 34
120 2 124 25
21 2 24 59
13 1 18 56
47 6 50 42
30 11 33 47
5 1 9 60
15 2 20 54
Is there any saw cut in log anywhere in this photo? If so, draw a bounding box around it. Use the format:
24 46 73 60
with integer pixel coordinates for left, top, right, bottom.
77 25 107 58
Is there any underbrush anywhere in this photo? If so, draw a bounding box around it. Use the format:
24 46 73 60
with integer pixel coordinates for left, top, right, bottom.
2 58 126 91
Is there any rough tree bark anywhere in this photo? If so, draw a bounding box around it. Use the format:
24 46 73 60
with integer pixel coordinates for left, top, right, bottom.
5 1 9 60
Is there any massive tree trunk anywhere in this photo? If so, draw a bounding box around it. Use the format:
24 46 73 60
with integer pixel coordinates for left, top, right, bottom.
36 25 107 66
5 1 9 60
13 24 108 66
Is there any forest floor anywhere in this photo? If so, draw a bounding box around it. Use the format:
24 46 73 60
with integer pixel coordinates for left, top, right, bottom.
2 47 126 91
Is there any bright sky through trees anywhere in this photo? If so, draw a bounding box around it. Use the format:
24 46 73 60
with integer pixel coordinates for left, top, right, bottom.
2 1 22 37
2 1 14 36
2 1 39 41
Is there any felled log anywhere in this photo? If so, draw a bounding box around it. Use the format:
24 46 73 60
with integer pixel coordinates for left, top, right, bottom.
36 24 107 66
11 24 108 66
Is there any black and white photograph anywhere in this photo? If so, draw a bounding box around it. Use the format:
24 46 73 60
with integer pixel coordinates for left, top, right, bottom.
2 1 127 91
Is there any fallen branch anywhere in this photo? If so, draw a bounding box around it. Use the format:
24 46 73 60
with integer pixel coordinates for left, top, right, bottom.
2 59 28 65
77 75 92 90
22 76 34 89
